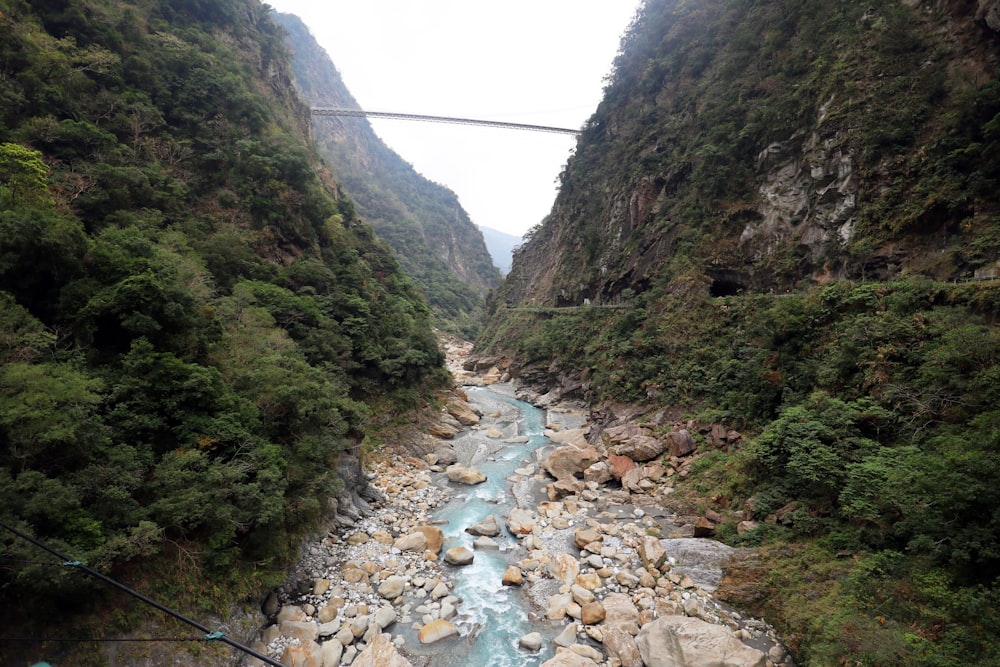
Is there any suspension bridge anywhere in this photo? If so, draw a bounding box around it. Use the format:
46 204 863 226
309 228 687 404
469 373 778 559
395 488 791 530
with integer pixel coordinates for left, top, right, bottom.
310 108 580 135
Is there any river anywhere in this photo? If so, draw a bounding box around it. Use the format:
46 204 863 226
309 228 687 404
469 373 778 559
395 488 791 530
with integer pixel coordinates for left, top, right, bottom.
400 383 571 666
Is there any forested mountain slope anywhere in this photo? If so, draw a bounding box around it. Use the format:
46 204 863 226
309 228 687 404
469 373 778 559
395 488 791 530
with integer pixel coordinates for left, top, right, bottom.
479 0 1000 664
0 0 444 661
275 13 500 338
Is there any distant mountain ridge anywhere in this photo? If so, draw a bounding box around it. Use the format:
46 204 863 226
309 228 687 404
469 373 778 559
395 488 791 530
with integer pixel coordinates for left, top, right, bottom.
477 225 522 275
275 13 500 337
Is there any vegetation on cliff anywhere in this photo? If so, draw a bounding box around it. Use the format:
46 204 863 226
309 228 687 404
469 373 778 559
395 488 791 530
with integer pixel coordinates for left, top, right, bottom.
0 0 445 657
480 0 1000 663
275 13 501 339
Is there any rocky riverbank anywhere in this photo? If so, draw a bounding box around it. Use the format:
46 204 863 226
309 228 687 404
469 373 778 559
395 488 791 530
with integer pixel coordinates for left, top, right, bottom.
248 340 793 667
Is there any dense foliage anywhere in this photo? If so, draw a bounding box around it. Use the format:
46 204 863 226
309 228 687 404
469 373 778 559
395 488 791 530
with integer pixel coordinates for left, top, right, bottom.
480 0 1000 663
481 278 1000 664
0 0 444 649
276 13 500 339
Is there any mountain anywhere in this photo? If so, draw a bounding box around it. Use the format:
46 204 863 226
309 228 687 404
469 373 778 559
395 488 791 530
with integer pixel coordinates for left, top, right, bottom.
494 0 999 309
274 13 500 338
0 0 444 661
478 0 1000 664
477 225 522 275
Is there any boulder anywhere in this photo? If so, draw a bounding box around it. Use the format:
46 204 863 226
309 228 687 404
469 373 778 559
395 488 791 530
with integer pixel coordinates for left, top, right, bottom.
444 546 475 566
321 639 344 667
542 445 600 480
610 434 665 462
574 527 601 550
393 532 427 553
519 631 543 651
693 517 716 537
413 525 445 553
553 623 579 647
601 593 640 635
279 620 319 643
635 616 766 667
445 398 481 426
548 552 580 585
446 464 487 485
638 536 667 570
377 575 406 600
666 429 697 458
662 538 737 592
602 626 643 667
547 478 584 499
607 454 637 480
281 640 323 667
466 515 501 537
418 619 459 644
353 632 413 667
507 508 537 535
502 565 525 586
583 460 613 484
428 414 460 439
373 606 397 630
540 650 600 666
581 602 606 625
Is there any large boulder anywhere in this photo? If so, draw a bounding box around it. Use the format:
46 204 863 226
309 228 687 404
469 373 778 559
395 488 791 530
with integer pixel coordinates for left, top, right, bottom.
507 508 537 535
638 536 667 570
445 398 481 426
540 650 600 666
392 532 427 552
465 515 500 537
635 616 766 667
378 575 406 599
353 632 413 667
418 619 459 644
601 593 641 635
446 464 487 485
610 433 665 462
427 413 461 439
542 445 600 480
413 525 445 553
444 546 475 566
602 626 643 667
280 640 323 667
666 429 697 457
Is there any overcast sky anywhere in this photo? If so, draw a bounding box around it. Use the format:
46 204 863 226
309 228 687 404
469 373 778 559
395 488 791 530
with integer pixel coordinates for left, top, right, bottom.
265 0 643 237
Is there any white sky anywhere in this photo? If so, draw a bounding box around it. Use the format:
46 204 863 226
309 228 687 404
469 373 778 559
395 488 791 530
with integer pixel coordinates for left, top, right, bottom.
265 0 642 237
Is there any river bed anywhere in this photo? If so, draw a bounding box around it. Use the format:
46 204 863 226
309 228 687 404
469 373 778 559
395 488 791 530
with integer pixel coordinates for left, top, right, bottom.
400 384 569 665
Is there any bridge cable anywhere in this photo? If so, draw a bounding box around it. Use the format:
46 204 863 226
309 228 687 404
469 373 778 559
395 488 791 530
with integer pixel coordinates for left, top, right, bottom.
0 519 285 667
311 108 580 135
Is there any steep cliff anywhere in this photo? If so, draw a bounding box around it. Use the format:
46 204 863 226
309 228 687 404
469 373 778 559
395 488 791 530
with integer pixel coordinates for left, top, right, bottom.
275 13 501 337
0 0 444 662
497 0 999 308
478 2 1000 664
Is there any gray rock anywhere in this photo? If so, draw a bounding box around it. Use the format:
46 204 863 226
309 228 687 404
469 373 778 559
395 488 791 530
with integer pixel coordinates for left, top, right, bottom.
519 631 543 651
635 616 766 667
465 514 501 536
378 575 406 599
444 546 475 566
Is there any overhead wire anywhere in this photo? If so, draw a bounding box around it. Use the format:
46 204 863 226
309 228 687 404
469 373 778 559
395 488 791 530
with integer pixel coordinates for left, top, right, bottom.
0 519 285 667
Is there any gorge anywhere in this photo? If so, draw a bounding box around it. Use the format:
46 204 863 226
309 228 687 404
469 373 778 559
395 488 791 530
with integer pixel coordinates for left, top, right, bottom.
0 0 998 666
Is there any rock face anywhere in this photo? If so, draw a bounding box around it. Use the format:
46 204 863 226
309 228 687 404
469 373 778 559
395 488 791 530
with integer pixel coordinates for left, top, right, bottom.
635 616 767 667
